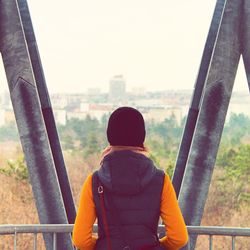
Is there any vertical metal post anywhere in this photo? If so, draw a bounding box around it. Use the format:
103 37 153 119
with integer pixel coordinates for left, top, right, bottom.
33 233 38 250
172 0 228 197
14 230 17 250
53 233 57 250
209 235 213 250
0 0 73 249
17 0 76 224
178 0 242 249
231 236 236 250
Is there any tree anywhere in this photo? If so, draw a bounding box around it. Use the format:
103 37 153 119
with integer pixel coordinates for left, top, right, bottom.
0 123 19 141
217 144 250 207
222 113 250 145
84 132 102 157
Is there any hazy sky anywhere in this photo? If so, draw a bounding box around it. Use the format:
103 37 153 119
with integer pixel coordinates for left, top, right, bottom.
0 0 249 93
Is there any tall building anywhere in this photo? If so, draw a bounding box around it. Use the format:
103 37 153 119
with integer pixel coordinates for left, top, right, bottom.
108 75 126 103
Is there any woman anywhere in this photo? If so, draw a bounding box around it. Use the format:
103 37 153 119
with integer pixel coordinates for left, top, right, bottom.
73 107 188 250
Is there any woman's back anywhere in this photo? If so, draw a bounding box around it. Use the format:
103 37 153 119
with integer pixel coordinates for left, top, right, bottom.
93 150 165 249
72 107 188 250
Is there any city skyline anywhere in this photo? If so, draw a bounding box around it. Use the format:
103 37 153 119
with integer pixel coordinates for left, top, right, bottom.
0 0 249 94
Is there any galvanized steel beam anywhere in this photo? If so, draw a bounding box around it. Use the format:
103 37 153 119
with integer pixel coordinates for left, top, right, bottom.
172 0 228 197
0 0 73 249
242 0 250 91
17 0 76 225
178 0 242 249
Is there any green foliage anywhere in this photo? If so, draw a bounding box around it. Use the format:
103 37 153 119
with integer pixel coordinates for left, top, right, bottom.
148 152 174 178
146 114 183 159
217 112 250 206
225 144 250 177
217 147 237 168
58 116 107 156
217 144 250 207
0 110 249 215
0 155 28 180
84 132 101 157
0 123 19 141
59 129 76 150
58 114 183 173
0 110 249 219
222 113 250 146
165 160 175 179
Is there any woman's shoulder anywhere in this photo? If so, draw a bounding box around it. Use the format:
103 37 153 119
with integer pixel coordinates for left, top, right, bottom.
81 173 94 192
161 173 174 193
85 173 93 182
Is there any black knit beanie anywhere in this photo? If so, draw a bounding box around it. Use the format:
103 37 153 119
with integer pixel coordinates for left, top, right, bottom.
107 107 146 147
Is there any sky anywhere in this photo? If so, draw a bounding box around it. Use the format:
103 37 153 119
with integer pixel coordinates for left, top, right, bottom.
0 0 249 93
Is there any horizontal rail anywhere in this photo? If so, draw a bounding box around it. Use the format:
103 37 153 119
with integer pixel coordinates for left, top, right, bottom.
0 224 250 236
187 226 250 237
0 224 250 250
0 224 74 234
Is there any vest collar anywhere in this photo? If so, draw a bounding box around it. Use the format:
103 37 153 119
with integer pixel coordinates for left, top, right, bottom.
98 150 158 195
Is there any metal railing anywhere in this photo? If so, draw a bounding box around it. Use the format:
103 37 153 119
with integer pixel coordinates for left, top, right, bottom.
0 224 74 250
0 224 250 250
184 226 250 250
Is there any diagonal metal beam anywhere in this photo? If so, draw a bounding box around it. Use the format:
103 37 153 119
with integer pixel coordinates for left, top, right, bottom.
0 0 74 249
17 0 76 225
241 0 250 91
172 0 228 197
178 0 242 249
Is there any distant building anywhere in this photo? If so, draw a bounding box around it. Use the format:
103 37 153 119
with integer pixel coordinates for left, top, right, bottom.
51 93 68 109
108 75 126 103
53 109 67 125
67 111 89 121
130 87 146 96
87 88 101 96
142 106 182 125
79 103 112 121
88 103 112 120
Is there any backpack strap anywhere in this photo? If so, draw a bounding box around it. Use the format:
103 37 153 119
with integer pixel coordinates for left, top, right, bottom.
93 171 132 249
93 171 112 250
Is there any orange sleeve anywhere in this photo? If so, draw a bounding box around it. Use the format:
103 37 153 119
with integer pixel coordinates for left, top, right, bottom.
72 174 97 250
159 174 188 249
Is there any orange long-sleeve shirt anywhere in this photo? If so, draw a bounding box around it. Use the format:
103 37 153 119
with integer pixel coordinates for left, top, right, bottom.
72 173 188 250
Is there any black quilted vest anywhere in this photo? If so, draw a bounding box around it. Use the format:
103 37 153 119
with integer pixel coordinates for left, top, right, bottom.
92 150 165 250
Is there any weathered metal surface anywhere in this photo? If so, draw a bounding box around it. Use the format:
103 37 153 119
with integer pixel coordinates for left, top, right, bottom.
0 0 73 249
242 0 250 91
178 0 242 249
172 0 227 197
17 0 76 224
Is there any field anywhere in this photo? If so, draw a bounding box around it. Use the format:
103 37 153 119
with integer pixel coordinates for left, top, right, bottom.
0 141 249 249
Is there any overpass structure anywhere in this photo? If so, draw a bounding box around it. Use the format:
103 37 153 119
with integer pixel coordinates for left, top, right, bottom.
0 0 250 249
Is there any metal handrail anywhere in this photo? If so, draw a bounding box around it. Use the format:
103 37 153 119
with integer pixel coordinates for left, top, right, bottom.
0 224 250 250
0 224 74 234
186 226 250 237
2 224 250 235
